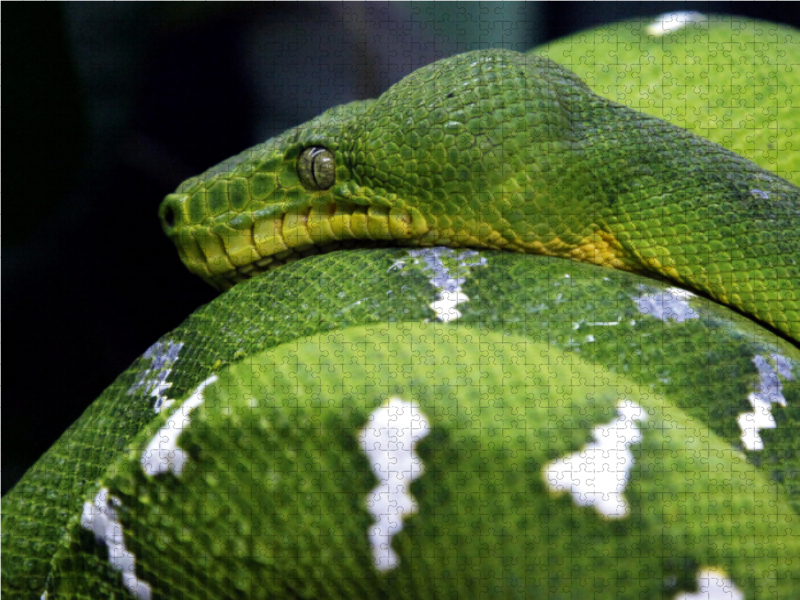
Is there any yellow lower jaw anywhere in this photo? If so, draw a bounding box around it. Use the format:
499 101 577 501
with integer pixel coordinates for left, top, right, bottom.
225 228 259 267
183 207 636 290
195 231 234 276
308 205 336 242
282 210 315 248
254 218 288 256
184 203 433 287
388 208 413 238
328 203 357 239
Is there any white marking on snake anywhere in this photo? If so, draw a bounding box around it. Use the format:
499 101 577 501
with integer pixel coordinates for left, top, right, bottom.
647 11 707 36
634 285 700 323
737 354 793 451
544 399 646 518
406 247 487 322
674 567 744 600
575 320 622 327
81 488 152 600
127 340 184 413
141 374 218 476
358 397 431 572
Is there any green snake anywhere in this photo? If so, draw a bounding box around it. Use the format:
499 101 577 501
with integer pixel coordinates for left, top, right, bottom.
4 15 800 600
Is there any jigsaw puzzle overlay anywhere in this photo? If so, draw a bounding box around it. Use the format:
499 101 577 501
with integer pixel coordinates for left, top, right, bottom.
3 11 800 600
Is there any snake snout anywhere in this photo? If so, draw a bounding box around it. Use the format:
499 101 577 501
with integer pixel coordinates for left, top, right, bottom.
159 193 188 235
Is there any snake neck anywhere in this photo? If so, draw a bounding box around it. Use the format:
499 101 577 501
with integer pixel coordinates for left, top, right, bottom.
575 97 800 345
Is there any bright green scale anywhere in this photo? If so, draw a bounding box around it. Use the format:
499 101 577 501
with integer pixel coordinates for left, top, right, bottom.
4 15 800 600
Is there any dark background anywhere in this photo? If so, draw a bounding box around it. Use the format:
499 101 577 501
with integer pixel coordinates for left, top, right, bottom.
5 2 800 493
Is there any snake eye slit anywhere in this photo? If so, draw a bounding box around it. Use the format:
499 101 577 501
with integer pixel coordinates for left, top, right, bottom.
298 146 335 191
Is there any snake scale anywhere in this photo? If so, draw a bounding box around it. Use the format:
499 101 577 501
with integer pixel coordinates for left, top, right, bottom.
3 14 800 600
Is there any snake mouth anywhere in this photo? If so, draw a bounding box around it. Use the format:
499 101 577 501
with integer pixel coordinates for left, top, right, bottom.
174 200 640 291
175 202 432 290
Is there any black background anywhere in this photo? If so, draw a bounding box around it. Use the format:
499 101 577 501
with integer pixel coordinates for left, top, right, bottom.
5 2 800 492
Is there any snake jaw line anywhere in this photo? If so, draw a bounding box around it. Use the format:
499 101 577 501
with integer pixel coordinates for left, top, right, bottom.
177 201 434 290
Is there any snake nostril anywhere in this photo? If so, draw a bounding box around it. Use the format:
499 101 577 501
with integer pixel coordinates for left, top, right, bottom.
160 195 184 231
163 206 176 229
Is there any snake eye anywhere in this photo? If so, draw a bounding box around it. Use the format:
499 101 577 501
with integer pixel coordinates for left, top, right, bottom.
297 146 335 191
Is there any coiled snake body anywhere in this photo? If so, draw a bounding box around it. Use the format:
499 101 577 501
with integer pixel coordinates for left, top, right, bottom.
4 17 800 600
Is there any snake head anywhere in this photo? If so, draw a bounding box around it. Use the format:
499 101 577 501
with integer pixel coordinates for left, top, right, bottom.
159 51 593 290
158 100 382 289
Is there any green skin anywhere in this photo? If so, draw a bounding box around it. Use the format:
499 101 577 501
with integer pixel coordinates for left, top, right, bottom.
160 50 800 342
4 42 800 599
531 16 800 187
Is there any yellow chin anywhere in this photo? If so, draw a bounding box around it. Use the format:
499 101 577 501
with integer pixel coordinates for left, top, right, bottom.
175 205 638 291
174 203 431 290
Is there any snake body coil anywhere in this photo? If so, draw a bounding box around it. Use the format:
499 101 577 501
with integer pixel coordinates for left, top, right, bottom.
4 43 800 600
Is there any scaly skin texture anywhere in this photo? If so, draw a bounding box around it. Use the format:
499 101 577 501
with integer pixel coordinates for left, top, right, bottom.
5 32 800 600
7 249 800 599
160 50 800 342
530 15 800 187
